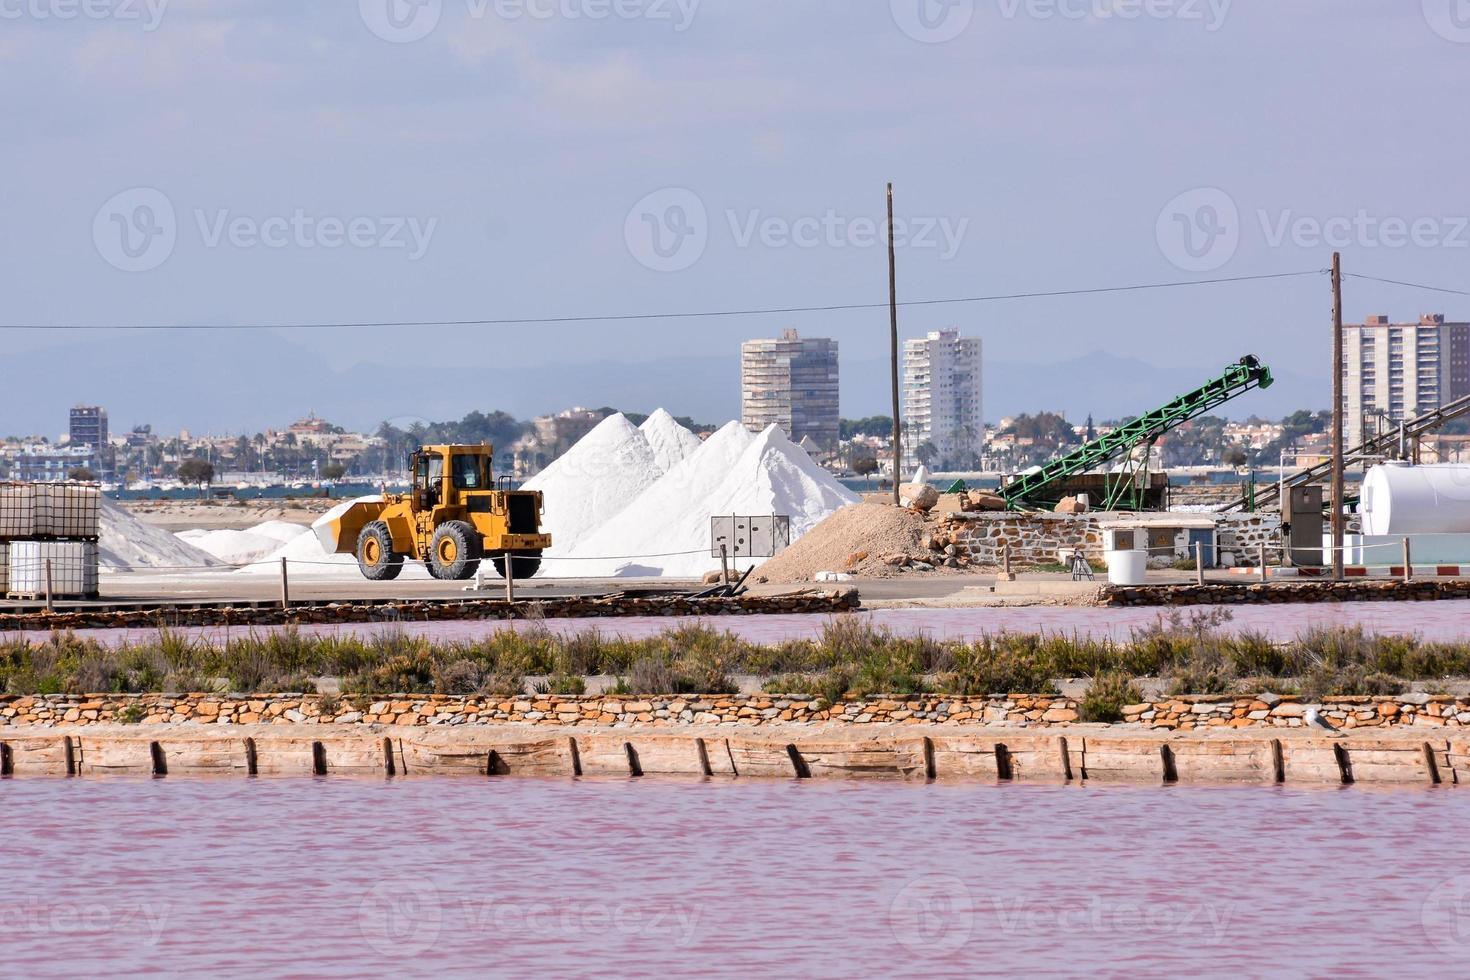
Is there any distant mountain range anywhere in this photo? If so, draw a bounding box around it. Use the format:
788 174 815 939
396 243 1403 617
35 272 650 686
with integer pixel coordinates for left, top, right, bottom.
1 332 1325 436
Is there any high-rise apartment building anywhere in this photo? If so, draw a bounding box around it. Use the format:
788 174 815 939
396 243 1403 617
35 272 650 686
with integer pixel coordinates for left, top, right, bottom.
902 329 983 471
1343 314 1470 447
67 405 112 479
740 329 840 449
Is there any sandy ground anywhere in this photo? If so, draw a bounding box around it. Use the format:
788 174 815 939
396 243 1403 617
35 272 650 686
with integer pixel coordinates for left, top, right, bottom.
120 498 336 531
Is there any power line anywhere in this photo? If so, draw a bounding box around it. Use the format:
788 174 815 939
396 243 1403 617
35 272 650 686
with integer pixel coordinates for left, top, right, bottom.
1343 273 1470 297
0 270 1323 331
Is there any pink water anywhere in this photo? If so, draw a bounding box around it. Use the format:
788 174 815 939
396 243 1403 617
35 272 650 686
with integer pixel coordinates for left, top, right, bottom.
3 777 1468 976
22 600 1470 648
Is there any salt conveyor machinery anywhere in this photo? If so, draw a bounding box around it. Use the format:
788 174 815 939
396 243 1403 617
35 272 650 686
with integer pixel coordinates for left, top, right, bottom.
1215 391 1470 514
999 355 1275 511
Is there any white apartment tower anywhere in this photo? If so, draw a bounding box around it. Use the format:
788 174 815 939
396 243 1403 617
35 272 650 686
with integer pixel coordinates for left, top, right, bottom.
1343 314 1470 447
902 329 983 471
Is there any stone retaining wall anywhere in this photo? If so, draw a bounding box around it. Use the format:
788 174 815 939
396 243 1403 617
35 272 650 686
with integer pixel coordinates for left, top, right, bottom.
1101 579 1470 606
935 512 1282 567
1214 514 1282 567
4 691 1466 730
0 589 859 632
938 513 1104 565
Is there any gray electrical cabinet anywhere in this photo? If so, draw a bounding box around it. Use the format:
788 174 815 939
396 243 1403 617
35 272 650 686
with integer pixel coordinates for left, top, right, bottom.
1281 485 1325 567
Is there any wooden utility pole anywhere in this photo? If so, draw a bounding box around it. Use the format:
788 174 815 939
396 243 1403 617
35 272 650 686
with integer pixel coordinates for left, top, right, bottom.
887 182 902 503
1331 252 1345 581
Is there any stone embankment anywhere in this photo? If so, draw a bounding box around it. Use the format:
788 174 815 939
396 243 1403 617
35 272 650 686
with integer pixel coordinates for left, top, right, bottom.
1101 580 1470 606
934 512 1281 567
2 723 1464 785
4 691 1466 731
0 589 859 632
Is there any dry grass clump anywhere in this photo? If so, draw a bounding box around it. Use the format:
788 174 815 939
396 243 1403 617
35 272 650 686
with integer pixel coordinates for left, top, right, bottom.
0 613 1466 698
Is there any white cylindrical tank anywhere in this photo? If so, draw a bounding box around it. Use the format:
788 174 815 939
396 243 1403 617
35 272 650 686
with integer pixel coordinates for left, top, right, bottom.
1360 462 1470 536
1105 548 1148 586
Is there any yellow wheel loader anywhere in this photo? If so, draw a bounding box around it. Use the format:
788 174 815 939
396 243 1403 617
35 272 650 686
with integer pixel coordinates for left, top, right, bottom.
314 445 550 581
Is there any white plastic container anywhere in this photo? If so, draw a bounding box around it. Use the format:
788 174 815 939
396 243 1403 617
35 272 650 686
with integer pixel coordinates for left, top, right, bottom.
1360 463 1470 536
35 483 101 537
0 484 36 538
1105 548 1148 586
7 540 99 597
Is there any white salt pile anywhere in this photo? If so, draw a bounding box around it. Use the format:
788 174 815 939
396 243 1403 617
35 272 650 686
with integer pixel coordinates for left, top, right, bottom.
639 408 704 473
99 500 226 572
550 424 858 579
549 421 754 578
523 413 671 556
177 521 312 566
912 464 932 485
232 495 395 577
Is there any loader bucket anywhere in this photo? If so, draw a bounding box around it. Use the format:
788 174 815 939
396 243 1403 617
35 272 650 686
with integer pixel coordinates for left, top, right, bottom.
312 497 388 555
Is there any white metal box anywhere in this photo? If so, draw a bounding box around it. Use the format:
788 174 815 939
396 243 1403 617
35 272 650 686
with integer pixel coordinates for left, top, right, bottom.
36 483 101 537
0 484 36 538
7 540 100 597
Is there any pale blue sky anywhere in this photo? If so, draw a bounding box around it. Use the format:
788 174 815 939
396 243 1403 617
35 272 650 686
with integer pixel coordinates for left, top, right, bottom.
3 1 1468 432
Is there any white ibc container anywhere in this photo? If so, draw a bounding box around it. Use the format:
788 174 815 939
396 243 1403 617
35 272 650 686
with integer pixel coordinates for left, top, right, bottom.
36 483 102 537
8 540 99 597
0 483 36 538
1360 463 1470 536
1105 548 1148 586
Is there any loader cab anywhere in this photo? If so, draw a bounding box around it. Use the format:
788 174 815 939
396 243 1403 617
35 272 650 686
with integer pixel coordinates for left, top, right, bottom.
411 445 495 511
411 451 446 509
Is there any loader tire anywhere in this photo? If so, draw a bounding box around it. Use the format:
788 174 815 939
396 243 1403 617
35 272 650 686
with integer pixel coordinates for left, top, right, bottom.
429 520 481 581
493 551 542 581
356 521 403 581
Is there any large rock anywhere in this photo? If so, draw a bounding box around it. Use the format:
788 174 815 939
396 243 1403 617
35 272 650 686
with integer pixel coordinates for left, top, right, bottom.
965 490 1007 512
1054 495 1089 515
899 483 940 512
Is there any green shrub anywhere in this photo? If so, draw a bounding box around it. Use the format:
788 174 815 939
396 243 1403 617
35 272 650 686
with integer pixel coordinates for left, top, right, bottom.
1079 670 1143 723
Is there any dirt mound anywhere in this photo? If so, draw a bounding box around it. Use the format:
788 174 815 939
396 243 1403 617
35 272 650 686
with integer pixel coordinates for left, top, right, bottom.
756 502 965 583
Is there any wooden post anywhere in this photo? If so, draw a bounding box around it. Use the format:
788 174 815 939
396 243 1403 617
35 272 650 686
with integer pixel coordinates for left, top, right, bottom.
1194 541 1205 586
44 558 54 613
1259 542 1267 583
720 544 730 585
1403 537 1412 582
504 553 515 603
887 182 902 504
1330 251 1345 581
996 541 1015 582
279 557 290 610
